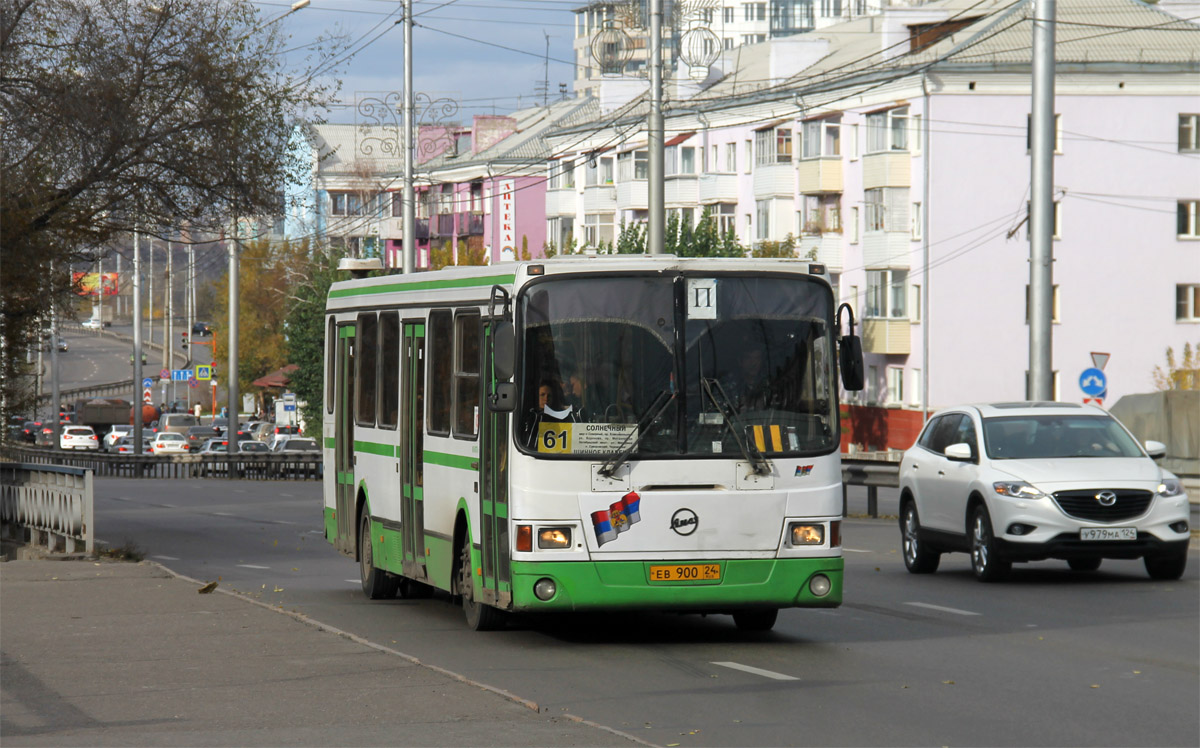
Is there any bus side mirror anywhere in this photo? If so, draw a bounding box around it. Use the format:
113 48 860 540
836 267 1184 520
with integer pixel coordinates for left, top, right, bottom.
489 382 516 412
492 320 514 381
839 334 864 391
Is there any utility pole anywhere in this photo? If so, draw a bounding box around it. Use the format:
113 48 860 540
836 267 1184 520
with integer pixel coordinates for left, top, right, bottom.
647 0 665 255
49 263 60 447
402 0 415 274
1029 0 1056 401
227 231 240 460
115 251 122 318
133 229 144 453
166 237 174 406
148 238 155 355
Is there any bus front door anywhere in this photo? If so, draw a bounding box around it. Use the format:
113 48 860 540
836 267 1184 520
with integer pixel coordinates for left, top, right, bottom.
478 321 512 608
400 322 428 582
334 324 355 555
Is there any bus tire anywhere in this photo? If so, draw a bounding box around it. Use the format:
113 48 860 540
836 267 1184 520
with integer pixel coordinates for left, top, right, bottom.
732 609 778 632
360 513 397 599
458 540 505 631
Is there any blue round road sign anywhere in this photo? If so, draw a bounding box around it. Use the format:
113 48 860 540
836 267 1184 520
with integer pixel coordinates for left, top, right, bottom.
1079 367 1107 397
142 377 154 388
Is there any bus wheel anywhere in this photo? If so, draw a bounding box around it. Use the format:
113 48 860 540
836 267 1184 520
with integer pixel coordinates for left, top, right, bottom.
732 609 778 632
359 513 397 599
458 541 505 631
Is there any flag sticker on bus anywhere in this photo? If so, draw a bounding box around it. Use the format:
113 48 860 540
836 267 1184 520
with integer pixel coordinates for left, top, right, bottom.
592 491 642 546
537 422 638 454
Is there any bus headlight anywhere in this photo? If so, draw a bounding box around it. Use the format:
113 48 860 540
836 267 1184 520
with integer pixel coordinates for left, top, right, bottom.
789 523 824 546
809 574 832 597
537 527 572 549
533 578 557 601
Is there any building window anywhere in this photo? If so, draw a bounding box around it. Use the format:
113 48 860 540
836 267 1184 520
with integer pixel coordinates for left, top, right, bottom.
910 114 922 153
585 155 613 185
866 107 908 153
1178 284 1200 321
801 118 840 159
617 150 648 181
744 2 766 21
726 142 737 172
584 213 614 246
909 368 922 407
1178 201 1200 238
911 201 922 240
1180 114 1199 152
330 191 368 216
886 367 904 405
744 140 752 173
1025 284 1061 323
850 206 859 243
801 194 840 234
724 37 734 50
755 127 792 165
666 146 696 176
1025 113 1063 153
847 285 858 317
866 365 879 404
755 200 770 240
865 270 907 318
714 203 737 236
864 187 910 232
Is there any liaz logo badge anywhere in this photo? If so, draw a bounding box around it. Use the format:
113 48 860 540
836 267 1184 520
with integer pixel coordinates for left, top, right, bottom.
795 464 814 477
670 508 699 536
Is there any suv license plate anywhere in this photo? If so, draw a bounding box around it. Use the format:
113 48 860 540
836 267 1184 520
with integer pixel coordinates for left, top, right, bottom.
1080 527 1136 541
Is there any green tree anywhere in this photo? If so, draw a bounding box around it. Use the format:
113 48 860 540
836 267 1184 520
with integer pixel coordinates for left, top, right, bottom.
284 244 345 430
751 234 798 258
615 221 646 254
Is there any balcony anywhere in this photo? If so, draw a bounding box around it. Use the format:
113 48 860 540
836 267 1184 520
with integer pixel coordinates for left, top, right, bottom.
546 188 577 217
862 232 912 269
699 173 738 203
584 185 617 213
462 212 484 236
796 158 843 194
863 318 911 355
862 152 911 189
415 218 430 240
753 163 794 199
665 174 698 206
435 214 455 237
798 234 843 272
616 180 647 210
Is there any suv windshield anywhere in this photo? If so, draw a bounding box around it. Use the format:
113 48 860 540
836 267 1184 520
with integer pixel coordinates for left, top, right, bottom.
982 414 1143 459
517 273 837 459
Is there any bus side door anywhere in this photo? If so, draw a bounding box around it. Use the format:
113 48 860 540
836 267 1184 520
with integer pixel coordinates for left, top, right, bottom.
334 323 355 555
401 321 428 582
478 320 512 608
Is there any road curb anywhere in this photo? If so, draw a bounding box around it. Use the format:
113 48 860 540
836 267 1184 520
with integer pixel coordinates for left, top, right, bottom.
150 561 658 748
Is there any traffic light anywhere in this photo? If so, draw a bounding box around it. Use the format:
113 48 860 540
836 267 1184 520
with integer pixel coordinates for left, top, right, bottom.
181 330 188 349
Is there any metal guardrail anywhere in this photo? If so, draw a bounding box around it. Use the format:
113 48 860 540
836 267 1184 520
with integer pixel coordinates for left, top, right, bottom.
1 445 322 481
1 462 94 553
842 455 901 518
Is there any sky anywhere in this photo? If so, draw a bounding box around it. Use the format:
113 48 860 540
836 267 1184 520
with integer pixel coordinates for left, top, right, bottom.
254 0 583 122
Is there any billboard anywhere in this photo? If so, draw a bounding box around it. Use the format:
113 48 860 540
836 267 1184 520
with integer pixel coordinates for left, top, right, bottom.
73 272 118 296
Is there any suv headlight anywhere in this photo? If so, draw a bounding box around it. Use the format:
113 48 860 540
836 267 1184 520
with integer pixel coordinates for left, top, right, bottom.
993 481 1046 499
1157 479 1184 497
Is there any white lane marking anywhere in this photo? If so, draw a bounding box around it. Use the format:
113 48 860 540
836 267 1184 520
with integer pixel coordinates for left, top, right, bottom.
153 555 180 561
905 602 981 617
237 564 271 570
212 512 233 516
712 661 799 681
345 579 360 584
275 520 296 525
307 530 323 535
842 548 871 553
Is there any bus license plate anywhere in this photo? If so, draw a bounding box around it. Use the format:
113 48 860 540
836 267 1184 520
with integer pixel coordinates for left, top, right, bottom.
1080 527 1136 541
649 563 721 581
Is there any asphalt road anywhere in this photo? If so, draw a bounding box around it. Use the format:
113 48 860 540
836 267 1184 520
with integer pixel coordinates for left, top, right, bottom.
91 477 1200 748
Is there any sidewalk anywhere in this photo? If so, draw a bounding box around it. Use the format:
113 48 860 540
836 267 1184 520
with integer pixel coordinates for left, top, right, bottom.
0 559 644 747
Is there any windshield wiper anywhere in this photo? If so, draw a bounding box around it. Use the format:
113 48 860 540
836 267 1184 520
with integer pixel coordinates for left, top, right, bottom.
597 389 676 478
701 377 771 476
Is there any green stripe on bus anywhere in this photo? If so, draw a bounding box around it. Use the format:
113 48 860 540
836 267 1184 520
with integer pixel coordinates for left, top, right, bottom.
354 440 397 458
405 325 425 336
337 471 354 485
323 437 335 449
330 274 515 299
424 450 476 471
339 326 355 338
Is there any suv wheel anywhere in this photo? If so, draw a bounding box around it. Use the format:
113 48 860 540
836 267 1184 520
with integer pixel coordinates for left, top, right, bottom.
1144 549 1188 580
970 504 1011 582
900 501 940 574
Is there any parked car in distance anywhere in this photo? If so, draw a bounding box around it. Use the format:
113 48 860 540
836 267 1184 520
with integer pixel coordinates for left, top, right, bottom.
159 413 200 437
192 320 212 336
150 432 189 455
185 425 223 452
113 435 154 454
237 440 269 453
104 425 133 451
81 318 102 330
60 425 99 450
196 438 229 454
271 436 319 454
898 402 1191 583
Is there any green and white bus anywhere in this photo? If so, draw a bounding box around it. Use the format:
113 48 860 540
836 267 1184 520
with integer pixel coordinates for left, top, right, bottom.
322 254 864 630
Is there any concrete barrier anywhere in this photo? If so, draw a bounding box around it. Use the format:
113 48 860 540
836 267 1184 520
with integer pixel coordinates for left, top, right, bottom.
0 463 94 554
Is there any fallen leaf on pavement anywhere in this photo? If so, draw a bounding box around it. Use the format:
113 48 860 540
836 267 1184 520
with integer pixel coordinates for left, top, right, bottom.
198 581 218 594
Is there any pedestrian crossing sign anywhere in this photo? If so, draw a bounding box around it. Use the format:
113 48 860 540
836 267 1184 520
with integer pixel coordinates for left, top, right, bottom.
194 365 212 381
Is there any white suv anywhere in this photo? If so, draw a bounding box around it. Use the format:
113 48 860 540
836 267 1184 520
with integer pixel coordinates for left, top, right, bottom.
898 403 1190 582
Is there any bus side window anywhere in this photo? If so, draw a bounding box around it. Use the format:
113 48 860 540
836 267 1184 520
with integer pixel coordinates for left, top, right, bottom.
453 311 481 439
428 310 452 435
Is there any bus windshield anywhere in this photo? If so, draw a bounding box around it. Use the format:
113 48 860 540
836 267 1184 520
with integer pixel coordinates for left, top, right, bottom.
518 273 838 458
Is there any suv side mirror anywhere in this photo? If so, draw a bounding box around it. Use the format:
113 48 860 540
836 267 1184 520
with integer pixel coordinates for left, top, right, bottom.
944 442 974 462
1144 440 1167 459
